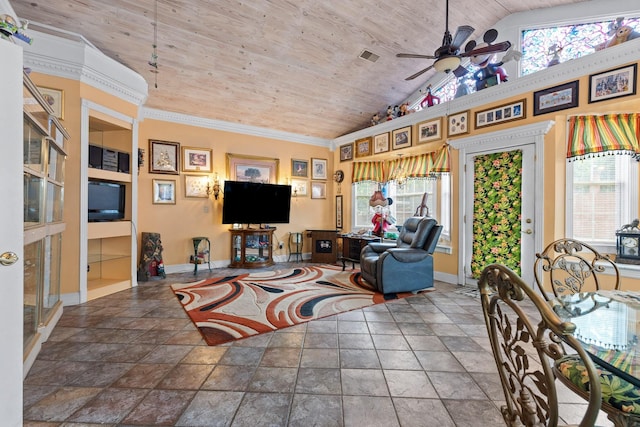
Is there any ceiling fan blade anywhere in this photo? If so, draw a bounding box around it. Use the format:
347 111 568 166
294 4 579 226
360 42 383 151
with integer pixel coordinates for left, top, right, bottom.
451 25 474 50
462 40 512 57
397 53 436 59
405 64 435 81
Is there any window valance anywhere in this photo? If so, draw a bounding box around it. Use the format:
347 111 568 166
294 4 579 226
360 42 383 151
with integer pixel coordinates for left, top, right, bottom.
567 113 640 161
351 144 450 183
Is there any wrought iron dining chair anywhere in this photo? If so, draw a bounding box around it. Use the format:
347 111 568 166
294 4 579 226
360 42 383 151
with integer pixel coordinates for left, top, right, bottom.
481 264 640 427
479 263 603 426
534 238 621 301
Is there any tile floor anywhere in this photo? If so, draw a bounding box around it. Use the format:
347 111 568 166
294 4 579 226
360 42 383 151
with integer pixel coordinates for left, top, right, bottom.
23 262 614 426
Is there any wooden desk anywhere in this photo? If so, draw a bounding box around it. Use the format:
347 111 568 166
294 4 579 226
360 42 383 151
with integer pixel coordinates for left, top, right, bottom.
340 234 380 270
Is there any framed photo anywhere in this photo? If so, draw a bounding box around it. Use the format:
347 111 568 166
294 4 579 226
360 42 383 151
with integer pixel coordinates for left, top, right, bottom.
336 195 343 229
149 139 180 174
373 132 390 154
152 179 176 204
340 143 354 162
182 147 212 172
589 64 637 103
533 80 579 116
291 159 309 177
226 153 279 183
475 99 526 128
311 181 327 199
447 110 469 137
291 178 308 197
184 174 209 198
392 126 412 150
37 86 64 119
416 118 442 144
355 137 372 158
311 158 328 180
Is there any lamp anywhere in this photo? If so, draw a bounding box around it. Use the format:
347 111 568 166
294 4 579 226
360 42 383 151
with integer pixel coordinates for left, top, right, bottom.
433 55 461 73
206 172 221 200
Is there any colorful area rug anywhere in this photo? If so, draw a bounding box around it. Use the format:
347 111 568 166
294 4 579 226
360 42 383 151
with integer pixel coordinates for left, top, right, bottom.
171 264 416 346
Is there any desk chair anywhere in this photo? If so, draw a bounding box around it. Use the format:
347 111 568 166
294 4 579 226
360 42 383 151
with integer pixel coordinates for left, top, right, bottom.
534 238 621 301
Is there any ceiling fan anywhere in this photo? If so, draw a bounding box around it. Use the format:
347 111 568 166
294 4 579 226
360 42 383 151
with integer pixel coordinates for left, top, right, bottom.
396 0 511 80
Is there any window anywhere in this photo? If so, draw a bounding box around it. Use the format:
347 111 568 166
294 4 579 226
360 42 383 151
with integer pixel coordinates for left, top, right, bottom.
352 178 449 240
567 155 638 249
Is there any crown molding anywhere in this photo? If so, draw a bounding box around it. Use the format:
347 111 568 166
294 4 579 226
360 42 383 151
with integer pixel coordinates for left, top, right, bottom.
449 121 555 150
142 108 331 147
22 25 148 107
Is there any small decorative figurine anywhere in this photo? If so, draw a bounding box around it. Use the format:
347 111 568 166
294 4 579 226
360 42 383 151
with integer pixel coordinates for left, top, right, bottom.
386 106 394 121
420 85 440 109
371 112 380 126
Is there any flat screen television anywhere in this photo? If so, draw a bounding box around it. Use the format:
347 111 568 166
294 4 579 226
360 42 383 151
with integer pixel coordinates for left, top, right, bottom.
222 180 292 225
88 180 126 222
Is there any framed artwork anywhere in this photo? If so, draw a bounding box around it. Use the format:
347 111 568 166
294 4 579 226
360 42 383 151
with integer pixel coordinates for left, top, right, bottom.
447 111 469 137
373 132 390 154
392 126 412 150
589 64 637 103
37 86 64 119
182 147 212 172
291 159 309 177
336 195 343 229
355 137 372 158
226 153 279 183
340 143 354 162
416 118 442 144
184 174 209 198
311 158 328 180
152 179 176 204
533 81 579 116
149 139 180 174
475 99 526 128
311 181 327 199
291 178 308 197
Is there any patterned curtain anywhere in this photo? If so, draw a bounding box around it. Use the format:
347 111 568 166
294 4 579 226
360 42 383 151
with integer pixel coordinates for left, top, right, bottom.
567 113 640 161
351 161 385 183
471 150 523 278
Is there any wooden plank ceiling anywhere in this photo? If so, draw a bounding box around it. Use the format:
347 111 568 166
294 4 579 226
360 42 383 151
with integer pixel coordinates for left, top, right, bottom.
12 0 585 139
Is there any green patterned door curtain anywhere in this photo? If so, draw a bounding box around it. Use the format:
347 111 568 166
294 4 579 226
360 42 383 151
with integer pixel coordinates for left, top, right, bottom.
471 150 523 278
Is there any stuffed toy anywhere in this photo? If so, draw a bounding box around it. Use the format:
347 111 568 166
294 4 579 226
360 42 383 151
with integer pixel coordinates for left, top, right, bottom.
464 29 514 91
371 112 380 126
420 85 440 109
369 190 396 237
386 106 394 121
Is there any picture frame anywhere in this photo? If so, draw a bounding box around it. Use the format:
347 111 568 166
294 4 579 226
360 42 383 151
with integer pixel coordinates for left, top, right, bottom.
291 159 309 177
392 126 412 150
149 139 180 174
589 64 637 103
181 147 212 172
339 143 354 162
311 181 327 199
475 99 526 128
152 179 176 204
291 178 308 197
184 174 209 198
373 132 390 154
447 110 470 137
533 80 579 116
355 137 372 158
37 86 64 120
416 118 443 144
226 153 279 183
336 195 343 229
311 158 328 180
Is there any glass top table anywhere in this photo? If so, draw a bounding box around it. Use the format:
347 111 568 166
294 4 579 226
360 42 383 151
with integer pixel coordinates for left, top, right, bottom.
551 291 640 387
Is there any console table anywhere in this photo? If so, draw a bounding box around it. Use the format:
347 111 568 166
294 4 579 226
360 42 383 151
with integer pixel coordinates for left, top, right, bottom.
229 228 275 268
340 234 380 270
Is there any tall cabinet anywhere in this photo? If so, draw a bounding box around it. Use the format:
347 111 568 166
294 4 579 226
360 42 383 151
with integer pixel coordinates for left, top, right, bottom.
80 103 137 302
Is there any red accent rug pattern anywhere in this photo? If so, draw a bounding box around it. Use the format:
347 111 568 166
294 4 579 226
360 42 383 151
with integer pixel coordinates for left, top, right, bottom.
171 264 418 346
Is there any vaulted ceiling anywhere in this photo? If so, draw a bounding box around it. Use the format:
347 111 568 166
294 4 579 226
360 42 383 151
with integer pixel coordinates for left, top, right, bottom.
12 0 586 139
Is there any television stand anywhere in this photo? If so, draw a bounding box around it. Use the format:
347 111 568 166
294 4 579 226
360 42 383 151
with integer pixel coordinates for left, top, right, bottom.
229 228 276 268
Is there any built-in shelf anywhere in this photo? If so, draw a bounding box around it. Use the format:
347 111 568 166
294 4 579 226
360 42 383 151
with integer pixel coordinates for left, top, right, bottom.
88 168 131 183
88 220 131 239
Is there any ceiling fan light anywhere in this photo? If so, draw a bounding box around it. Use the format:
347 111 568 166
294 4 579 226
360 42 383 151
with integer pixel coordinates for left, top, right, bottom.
433 55 461 73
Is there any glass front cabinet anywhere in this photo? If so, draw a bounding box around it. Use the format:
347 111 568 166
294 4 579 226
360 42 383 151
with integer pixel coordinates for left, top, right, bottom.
23 72 70 370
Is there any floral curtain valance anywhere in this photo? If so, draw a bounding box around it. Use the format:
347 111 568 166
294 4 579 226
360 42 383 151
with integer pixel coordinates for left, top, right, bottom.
351 144 450 183
566 113 640 161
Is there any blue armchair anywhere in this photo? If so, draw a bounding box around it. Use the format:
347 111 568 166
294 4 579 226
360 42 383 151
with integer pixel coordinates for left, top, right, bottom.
360 216 442 294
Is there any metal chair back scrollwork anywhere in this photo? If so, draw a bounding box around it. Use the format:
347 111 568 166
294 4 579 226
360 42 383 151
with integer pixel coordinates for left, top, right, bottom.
534 238 621 301
479 264 603 427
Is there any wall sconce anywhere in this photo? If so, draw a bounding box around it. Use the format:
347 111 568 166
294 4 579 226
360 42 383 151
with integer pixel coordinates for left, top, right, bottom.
206 172 221 200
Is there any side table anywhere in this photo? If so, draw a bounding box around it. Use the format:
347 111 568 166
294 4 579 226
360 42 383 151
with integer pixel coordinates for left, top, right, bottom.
191 237 211 275
340 234 381 270
288 232 303 262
